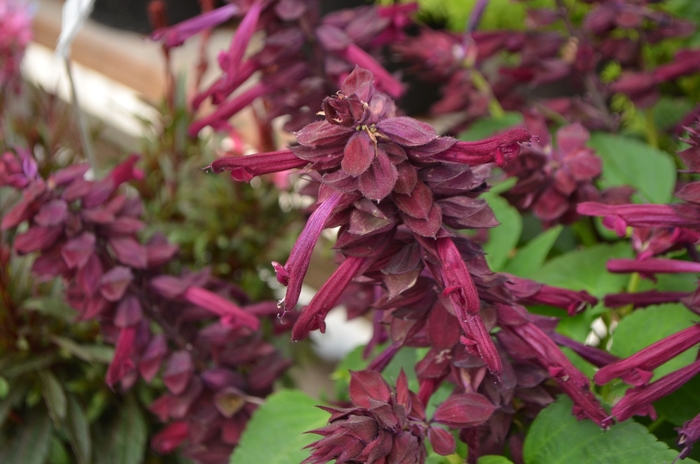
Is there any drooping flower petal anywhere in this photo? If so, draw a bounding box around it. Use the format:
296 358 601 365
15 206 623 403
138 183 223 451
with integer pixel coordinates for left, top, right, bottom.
183 286 259 330
151 4 239 49
106 325 137 388
206 150 307 182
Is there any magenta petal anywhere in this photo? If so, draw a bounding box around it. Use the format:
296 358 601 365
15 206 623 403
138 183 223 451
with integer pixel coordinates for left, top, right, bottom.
608 258 700 274
296 120 354 147
342 131 376 177
348 370 392 408
108 237 148 269
150 275 188 299
14 226 62 254
393 180 433 219
106 325 137 388
206 150 307 182
163 350 194 395
139 334 167 382
341 66 375 102
151 421 189 454
99 266 133 302
226 0 262 76
183 286 259 330
151 4 239 48
428 427 456 456
34 199 68 227
433 393 497 428
278 192 344 311
62 232 96 269
377 117 436 147
339 47 404 98
114 294 143 327
358 148 398 201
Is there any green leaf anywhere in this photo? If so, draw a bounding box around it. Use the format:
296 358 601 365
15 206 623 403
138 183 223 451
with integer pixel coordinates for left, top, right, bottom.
22 297 77 321
503 225 562 276
482 193 522 271
95 395 147 464
478 457 514 464
65 395 91 464
230 390 329 464
459 113 524 141
0 376 9 398
39 370 67 425
0 353 58 378
523 396 696 464
0 380 30 428
534 242 632 296
610 304 700 380
51 336 114 364
588 133 676 204
48 436 72 464
0 406 53 464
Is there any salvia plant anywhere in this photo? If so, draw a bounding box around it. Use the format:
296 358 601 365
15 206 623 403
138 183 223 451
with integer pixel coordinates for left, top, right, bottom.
2 0 700 463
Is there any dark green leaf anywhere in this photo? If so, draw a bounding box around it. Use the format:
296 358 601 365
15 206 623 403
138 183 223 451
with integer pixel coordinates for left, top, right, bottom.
0 376 9 398
22 297 77 321
0 406 52 464
48 436 72 464
65 395 91 464
483 192 522 271
0 354 58 378
523 396 696 464
588 133 676 204
95 394 146 464
0 380 30 429
230 390 329 464
39 370 67 425
478 457 515 464
654 375 700 426
503 225 562 276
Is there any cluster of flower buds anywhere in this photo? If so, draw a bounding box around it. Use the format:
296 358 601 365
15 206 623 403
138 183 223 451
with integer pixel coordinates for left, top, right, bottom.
501 112 607 226
0 152 289 464
304 370 497 463
394 0 698 132
151 0 415 136
208 67 615 462
0 0 32 94
578 116 700 457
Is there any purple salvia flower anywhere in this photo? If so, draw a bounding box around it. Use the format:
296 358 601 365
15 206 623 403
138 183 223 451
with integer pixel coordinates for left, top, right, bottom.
577 202 699 235
183 286 259 330
612 360 700 422
604 290 688 309
151 3 239 49
206 149 308 182
106 325 137 388
432 129 532 167
607 258 700 276
595 324 700 387
225 0 263 78
548 332 619 368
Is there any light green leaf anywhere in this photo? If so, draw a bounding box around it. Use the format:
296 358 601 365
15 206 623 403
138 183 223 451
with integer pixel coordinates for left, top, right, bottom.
22 297 77 321
51 336 114 364
95 395 147 464
0 376 9 398
39 370 67 425
588 133 676 204
65 395 91 464
610 304 700 380
0 407 53 464
478 456 514 464
230 390 329 464
503 225 562 276
523 396 696 464
483 193 522 271
459 113 524 141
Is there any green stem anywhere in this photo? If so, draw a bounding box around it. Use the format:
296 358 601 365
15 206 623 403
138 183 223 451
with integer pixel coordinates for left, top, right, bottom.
573 217 598 247
644 109 659 149
470 69 505 119
647 416 666 433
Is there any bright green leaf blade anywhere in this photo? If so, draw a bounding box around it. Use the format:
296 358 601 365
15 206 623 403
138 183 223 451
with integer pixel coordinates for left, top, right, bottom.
95 394 147 464
610 304 700 380
459 113 524 141
65 395 92 464
523 396 696 464
230 390 329 464
478 456 515 464
588 133 676 204
503 225 562 276
0 407 53 464
39 370 67 424
483 193 522 271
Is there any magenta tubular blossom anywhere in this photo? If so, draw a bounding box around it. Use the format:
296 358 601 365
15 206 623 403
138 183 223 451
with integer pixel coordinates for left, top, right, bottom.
106 325 137 388
677 413 700 461
595 324 700 387
205 149 308 182
577 202 698 232
183 286 259 330
150 3 239 48
338 43 404 98
607 258 700 275
437 237 502 376
431 128 532 167
604 290 688 309
506 275 598 316
291 255 368 341
192 59 258 110
275 192 344 313
509 322 611 428
612 360 700 422
225 0 263 77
